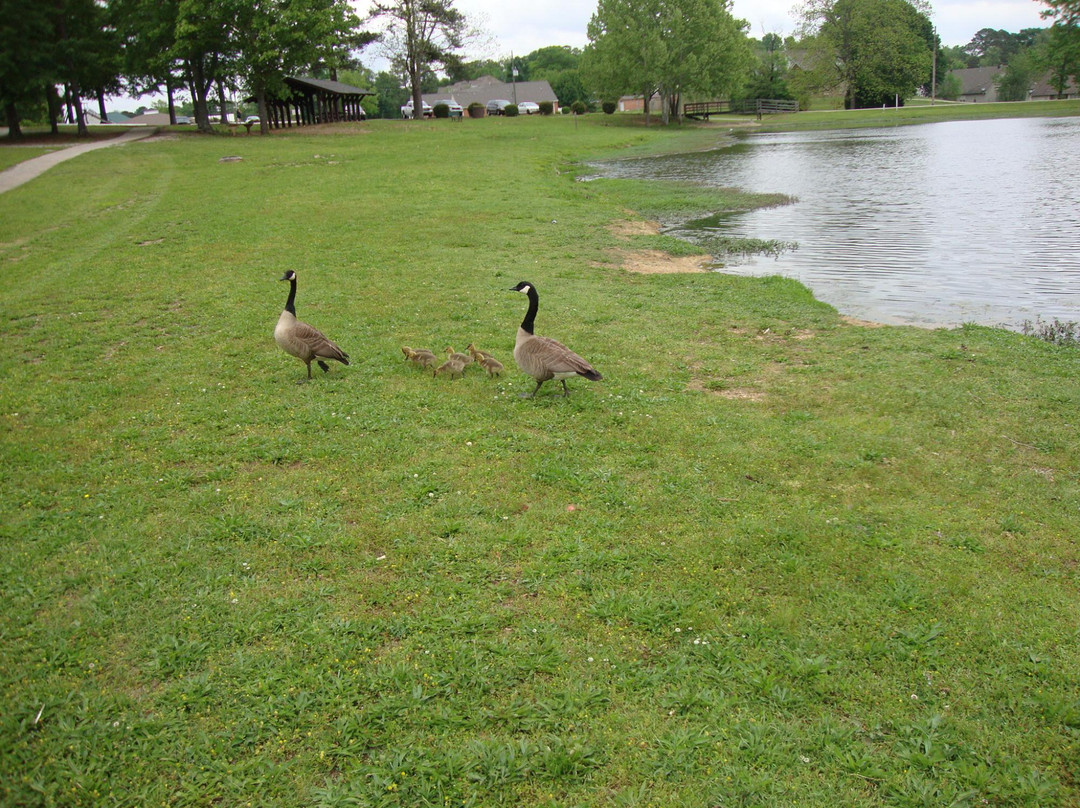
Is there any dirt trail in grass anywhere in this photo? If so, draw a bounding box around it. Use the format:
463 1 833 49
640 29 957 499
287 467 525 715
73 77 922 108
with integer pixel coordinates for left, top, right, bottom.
0 127 157 194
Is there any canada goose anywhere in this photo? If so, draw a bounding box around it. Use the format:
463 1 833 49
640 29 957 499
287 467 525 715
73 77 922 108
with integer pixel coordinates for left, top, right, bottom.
467 343 494 362
274 270 350 381
402 346 437 368
509 281 602 397
433 356 465 380
480 355 504 377
444 346 474 367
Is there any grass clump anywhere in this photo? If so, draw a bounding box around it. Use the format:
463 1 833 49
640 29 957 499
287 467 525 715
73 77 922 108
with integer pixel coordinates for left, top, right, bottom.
1 115 1078 807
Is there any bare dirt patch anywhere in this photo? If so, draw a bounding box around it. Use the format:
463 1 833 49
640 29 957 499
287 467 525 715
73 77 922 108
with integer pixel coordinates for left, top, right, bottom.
610 248 711 274
686 378 766 400
608 219 661 238
841 315 886 328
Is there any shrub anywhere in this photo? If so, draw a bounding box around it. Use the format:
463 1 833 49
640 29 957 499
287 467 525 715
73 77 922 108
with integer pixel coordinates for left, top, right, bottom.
539 101 553 115
1021 317 1080 346
433 103 449 119
602 101 617 115
571 100 587 115
467 102 485 118
504 103 519 117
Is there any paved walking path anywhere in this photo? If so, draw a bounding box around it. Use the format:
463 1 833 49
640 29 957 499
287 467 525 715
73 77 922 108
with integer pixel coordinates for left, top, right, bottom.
0 127 157 195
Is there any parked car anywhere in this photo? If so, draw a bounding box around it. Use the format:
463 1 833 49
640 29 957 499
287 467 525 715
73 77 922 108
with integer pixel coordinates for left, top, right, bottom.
517 101 540 115
400 100 432 119
244 115 260 124
485 99 512 116
432 99 463 117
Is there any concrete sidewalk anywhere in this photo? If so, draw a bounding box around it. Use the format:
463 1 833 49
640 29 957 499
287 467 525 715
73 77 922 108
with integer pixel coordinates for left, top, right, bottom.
0 127 158 195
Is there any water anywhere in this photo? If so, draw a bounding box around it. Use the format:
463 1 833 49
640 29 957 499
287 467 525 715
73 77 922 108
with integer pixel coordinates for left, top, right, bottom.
590 116 1080 328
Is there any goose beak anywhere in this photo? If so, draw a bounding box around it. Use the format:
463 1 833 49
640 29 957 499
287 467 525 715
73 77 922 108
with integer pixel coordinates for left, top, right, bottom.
279 272 291 282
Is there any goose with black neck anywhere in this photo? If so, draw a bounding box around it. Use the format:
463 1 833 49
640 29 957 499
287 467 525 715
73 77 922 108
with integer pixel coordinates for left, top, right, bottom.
274 270 350 382
509 281 602 398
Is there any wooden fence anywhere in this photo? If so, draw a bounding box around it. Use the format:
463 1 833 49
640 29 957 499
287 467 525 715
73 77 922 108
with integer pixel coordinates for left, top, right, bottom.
684 99 798 119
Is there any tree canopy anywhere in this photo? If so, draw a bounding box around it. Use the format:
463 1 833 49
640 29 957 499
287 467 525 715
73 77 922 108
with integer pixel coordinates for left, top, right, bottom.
583 0 750 123
799 0 933 108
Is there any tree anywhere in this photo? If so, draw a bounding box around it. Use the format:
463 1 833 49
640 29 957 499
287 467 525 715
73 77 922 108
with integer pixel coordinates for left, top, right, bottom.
0 0 55 138
800 0 933 108
995 49 1038 100
739 33 794 100
1041 0 1080 94
583 0 668 124
234 0 363 134
368 0 472 124
653 0 750 122
172 0 239 132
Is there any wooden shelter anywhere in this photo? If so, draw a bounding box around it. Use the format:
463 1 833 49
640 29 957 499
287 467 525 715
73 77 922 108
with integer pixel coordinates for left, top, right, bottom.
258 77 371 129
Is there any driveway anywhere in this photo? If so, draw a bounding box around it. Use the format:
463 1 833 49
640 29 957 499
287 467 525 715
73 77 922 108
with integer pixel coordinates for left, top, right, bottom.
0 127 158 195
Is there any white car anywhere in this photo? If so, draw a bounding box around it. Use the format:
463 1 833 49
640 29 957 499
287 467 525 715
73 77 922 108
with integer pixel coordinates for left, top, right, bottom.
401 100 433 119
518 101 540 115
432 99 463 117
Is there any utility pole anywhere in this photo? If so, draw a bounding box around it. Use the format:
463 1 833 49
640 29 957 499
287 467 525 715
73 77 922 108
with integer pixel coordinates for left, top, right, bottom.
511 52 518 105
931 28 938 105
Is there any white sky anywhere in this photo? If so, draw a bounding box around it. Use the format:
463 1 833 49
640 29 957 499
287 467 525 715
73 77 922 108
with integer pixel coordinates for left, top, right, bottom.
438 0 1049 60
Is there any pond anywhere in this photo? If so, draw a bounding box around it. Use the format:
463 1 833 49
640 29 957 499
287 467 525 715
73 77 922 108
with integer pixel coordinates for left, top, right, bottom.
590 115 1080 329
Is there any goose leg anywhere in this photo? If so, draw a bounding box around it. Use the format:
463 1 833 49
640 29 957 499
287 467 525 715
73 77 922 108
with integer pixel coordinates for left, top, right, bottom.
317 360 330 373
560 380 570 397
521 380 545 398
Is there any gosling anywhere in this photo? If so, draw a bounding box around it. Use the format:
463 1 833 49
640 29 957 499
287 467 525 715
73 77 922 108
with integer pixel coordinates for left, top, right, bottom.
433 356 465 380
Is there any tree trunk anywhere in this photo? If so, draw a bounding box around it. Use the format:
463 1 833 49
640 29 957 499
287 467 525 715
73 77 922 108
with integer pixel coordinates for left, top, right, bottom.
64 85 74 124
187 58 215 133
97 90 108 123
72 92 89 137
256 84 270 134
5 101 23 140
47 85 61 134
217 80 229 123
642 85 651 126
167 79 177 125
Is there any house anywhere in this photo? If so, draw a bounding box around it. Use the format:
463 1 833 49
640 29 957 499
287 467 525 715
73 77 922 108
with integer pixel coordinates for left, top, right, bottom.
1029 75 1080 100
421 76 559 113
952 66 1003 103
950 66 1079 102
617 93 661 112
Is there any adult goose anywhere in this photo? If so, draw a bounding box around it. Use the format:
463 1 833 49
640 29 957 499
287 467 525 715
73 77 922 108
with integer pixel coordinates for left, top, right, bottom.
274 270 350 381
509 281 601 397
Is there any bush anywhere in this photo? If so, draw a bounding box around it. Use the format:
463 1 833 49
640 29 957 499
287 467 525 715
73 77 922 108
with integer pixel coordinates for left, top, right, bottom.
467 102 485 118
602 101 617 115
571 100 587 115
433 103 449 119
504 103 519 117
539 101 553 116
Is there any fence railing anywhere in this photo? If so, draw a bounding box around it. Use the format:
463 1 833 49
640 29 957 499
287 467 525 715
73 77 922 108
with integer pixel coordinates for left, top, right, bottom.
684 99 798 119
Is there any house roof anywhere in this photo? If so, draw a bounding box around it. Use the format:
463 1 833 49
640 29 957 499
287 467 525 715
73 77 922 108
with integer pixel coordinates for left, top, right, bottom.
422 76 559 108
951 66 1003 96
1029 75 1080 98
285 76 372 97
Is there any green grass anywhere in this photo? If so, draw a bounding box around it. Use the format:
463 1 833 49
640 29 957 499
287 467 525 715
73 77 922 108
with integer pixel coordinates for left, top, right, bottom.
1 114 1078 807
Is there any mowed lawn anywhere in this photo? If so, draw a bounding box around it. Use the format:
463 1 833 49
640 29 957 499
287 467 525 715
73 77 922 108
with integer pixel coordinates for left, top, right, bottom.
1 114 1078 807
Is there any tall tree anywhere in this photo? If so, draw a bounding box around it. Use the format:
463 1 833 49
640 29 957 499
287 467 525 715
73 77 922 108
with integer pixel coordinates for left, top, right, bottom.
582 0 669 125
1041 0 1080 94
0 0 55 138
584 0 749 124
172 0 239 131
112 0 184 123
368 0 472 123
739 32 794 101
234 0 362 134
800 0 933 108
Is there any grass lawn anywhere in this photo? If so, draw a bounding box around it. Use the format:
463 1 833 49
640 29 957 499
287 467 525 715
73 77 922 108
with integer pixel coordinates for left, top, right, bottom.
1 114 1078 807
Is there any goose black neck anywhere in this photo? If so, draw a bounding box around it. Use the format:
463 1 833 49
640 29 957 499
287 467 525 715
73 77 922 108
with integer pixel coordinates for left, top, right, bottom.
284 277 297 315
520 286 539 335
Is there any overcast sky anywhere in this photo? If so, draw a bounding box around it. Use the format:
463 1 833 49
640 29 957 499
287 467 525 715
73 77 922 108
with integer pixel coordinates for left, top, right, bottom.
435 0 1049 61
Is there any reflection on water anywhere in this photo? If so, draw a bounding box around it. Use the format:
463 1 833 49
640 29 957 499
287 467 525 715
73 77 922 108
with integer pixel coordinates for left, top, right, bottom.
591 116 1080 328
